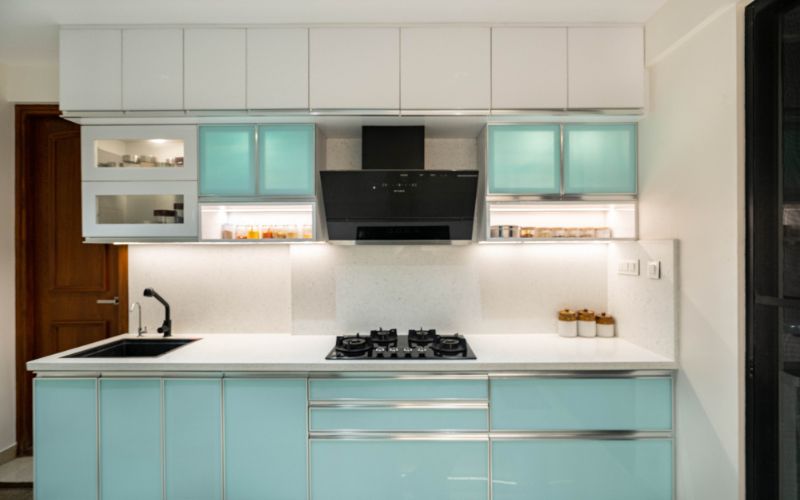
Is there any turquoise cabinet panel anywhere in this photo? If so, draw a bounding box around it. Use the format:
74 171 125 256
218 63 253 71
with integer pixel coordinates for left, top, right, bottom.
490 377 672 431
259 124 315 196
492 439 673 500
199 126 256 196
564 123 637 194
488 125 561 194
224 378 307 500
310 407 488 431
310 440 489 500
100 379 162 500
34 379 98 500
164 379 222 500
309 378 488 401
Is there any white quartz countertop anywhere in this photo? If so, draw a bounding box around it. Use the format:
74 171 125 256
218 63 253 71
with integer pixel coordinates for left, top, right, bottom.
27 333 677 373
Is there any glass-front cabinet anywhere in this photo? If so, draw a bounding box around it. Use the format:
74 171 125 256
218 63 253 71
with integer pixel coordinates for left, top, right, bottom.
564 123 637 194
81 125 198 181
488 125 561 195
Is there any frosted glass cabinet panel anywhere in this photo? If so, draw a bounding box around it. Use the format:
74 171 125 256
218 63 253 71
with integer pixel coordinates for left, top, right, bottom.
34 379 98 500
164 379 222 500
564 123 637 194
310 439 489 500
492 439 672 500
100 379 162 500
259 124 315 195
199 126 256 196
224 378 307 500
81 125 198 181
488 125 561 194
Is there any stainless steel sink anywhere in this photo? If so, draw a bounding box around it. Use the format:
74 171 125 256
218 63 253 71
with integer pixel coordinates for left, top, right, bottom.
64 338 198 358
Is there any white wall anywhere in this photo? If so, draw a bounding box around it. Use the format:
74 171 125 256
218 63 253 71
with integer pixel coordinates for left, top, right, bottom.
640 2 745 498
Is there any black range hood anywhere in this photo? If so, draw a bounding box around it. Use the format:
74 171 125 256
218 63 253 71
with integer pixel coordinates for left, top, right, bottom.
320 126 479 243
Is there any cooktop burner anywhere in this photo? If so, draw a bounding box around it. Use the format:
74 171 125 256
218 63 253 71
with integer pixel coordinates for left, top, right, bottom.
327 329 476 360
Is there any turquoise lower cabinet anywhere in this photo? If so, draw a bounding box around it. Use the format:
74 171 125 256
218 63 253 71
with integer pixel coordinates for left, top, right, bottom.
34 378 98 500
310 439 489 500
310 407 488 431
164 379 222 500
492 439 673 500
564 123 637 194
199 125 256 196
100 379 162 500
488 125 561 195
259 124 315 196
224 378 307 500
491 377 672 431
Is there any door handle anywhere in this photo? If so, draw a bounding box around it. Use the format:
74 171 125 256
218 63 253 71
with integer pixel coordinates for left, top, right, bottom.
96 297 120 305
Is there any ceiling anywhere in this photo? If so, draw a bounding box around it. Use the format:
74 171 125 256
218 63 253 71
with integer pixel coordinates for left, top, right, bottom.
0 0 668 65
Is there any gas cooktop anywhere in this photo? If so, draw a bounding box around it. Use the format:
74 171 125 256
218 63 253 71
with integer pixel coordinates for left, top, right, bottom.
326 328 476 360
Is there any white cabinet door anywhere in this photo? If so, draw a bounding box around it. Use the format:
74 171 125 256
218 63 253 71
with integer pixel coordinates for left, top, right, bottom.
567 27 645 109
60 29 122 111
491 28 567 110
309 28 399 110
400 27 490 110
122 29 183 110
247 28 309 110
184 29 246 110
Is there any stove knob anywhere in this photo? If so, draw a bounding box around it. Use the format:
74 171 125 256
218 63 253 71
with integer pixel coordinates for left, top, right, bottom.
375 347 385 353
416 346 426 352
403 347 413 352
389 347 399 353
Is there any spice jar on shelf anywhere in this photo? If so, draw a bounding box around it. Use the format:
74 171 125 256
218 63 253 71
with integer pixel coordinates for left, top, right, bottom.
221 223 234 240
558 309 578 338
261 225 273 239
577 309 597 337
246 225 260 240
173 202 184 223
153 209 176 224
565 227 580 238
597 313 616 338
302 224 313 239
595 227 612 239
235 225 248 240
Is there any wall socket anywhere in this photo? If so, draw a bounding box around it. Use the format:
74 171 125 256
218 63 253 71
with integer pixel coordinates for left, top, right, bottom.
647 261 662 280
617 259 640 276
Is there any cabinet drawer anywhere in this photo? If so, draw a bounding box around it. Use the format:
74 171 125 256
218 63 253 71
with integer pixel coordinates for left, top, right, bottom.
490 377 672 431
310 406 488 431
309 377 488 401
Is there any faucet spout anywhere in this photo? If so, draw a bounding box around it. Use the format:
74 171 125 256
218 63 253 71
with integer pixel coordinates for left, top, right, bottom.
129 302 148 336
143 288 172 337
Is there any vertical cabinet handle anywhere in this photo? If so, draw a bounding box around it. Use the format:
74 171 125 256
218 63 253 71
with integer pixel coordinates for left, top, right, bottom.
96 297 120 306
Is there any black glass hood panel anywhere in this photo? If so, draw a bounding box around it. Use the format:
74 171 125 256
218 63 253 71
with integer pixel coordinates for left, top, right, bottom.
320 170 479 242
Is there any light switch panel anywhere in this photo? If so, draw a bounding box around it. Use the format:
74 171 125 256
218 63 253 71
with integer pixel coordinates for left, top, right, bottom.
617 259 640 276
647 261 661 280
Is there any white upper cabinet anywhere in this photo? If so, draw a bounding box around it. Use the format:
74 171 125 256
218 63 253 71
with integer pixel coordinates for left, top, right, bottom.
122 29 183 110
60 29 122 111
247 28 309 110
184 29 246 110
567 27 645 109
491 28 567 110
400 27 490 110
309 28 400 110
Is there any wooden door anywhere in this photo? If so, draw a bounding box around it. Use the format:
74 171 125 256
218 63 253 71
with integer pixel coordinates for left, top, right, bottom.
16 105 128 454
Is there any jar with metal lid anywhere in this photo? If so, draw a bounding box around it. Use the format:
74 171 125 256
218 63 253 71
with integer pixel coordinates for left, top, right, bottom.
153 209 176 224
596 313 616 338
557 309 578 338
490 226 500 238
577 309 597 337
173 202 184 223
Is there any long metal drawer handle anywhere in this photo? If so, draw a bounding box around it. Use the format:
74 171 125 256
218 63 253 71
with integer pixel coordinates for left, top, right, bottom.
96 297 119 305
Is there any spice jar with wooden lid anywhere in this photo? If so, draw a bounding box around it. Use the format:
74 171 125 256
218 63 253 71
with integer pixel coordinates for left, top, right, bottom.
577 309 597 337
557 309 578 338
596 313 616 338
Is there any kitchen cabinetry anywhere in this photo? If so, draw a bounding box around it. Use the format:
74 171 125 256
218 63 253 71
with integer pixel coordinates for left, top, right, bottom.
488 125 561 194
60 29 122 111
34 379 98 500
164 379 222 500
400 27 491 110
224 378 307 500
309 28 400 110
100 379 162 500
199 126 256 196
247 28 309 110
184 29 246 110
567 27 645 109
491 28 568 110
564 123 637 194
122 29 183 110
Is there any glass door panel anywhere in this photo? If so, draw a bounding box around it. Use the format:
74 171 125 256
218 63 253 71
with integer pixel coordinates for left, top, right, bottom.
488 125 560 194
199 126 256 196
564 123 637 194
259 124 315 196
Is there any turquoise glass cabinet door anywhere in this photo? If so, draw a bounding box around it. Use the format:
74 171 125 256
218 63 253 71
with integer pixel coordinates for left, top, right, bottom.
164 379 222 500
488 125 560 194
492 439 672 500
199 126 256 196
224 378 307 500
490 377 672 431
564 123 637 194
34 379 98 500
259 124 315 195
310 408 488 431
310 440 488 500
100 379 162 500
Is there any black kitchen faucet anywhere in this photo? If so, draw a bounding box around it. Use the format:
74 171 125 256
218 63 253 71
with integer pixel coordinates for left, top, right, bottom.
143 288 172 337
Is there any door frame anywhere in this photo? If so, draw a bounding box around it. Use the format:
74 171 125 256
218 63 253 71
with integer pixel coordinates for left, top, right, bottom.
14 104 128 455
